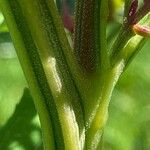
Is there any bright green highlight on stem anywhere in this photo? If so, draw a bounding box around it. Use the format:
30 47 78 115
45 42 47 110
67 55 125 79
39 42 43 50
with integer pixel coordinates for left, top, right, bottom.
0 0 84 149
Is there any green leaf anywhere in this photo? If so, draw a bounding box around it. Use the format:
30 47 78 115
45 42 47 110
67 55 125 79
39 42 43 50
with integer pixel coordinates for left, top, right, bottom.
0 57 26 126
0 37 26 125
0 88 43 150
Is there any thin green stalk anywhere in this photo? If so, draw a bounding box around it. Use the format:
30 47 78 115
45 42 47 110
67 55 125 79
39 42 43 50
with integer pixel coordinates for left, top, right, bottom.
110 26 134 65
111 13 150 67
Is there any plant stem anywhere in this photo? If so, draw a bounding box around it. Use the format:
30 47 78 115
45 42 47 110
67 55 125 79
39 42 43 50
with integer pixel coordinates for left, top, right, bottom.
86 61 124 150
0 1 55 149
0 0 85 149
111 13 150 68
74 0 109 73
73 0 110 133
110 26 133 65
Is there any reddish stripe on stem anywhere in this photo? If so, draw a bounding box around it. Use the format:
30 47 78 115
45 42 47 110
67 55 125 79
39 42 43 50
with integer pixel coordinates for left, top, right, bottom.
62 0 74 33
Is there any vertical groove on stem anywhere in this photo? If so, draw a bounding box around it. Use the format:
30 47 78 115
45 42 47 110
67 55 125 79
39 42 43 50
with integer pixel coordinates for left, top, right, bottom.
0 0 85 149
74 0 109 74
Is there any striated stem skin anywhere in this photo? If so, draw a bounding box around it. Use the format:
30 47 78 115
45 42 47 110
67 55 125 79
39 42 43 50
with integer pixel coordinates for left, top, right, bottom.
0 0 85 150
74 0 109 73
86 62 125 150
111 0 150 67
74 0 112 149
74 0 99 73
74 0 110 128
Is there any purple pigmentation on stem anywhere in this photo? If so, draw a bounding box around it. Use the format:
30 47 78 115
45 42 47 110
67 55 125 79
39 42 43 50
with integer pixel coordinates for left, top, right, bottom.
62 0 74 33
126 0 138 25
144 0 150 5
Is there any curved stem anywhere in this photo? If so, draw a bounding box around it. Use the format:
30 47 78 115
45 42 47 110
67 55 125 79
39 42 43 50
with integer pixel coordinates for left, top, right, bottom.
86 61 124 150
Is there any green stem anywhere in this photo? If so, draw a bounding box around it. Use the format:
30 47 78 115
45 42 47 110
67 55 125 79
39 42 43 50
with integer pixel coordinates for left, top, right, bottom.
74 0 110 132
85 12 150 150
0 0 85 149
110 26 133 65
86 61 124 150
111 13 150 68
0 1 55 149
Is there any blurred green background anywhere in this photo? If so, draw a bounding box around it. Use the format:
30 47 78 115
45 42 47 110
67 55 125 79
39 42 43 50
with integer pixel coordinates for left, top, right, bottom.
0 0 150 149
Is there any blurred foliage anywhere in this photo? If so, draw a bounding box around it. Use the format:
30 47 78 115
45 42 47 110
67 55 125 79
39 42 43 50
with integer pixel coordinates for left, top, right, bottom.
0 1 150 150
0 89 42 150
103 41 150 150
